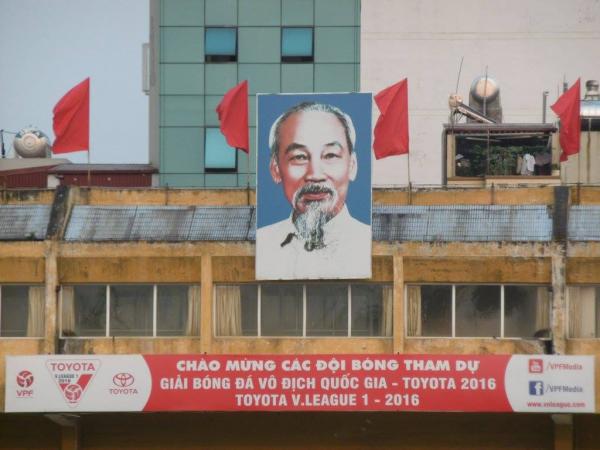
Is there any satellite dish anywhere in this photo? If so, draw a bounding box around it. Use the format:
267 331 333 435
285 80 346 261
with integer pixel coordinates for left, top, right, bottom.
13 127 51 158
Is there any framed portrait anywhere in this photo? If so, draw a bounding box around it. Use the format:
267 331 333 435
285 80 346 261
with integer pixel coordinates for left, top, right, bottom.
256 93 372 280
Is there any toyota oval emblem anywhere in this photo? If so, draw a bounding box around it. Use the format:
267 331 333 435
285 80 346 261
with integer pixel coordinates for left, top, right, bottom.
112 372 135 387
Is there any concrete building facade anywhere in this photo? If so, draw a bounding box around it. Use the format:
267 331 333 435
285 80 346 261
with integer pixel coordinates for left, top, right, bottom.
0 185 599 448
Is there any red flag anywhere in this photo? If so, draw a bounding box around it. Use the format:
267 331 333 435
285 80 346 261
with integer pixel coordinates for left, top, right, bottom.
52 78 90 153
216 80 249 153
551 79 581 162
373 78 409 159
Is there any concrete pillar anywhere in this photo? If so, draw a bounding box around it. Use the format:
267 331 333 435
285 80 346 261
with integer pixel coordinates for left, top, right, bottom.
552 414 573 450
200 254 212 353
60 424 80 450
46 414 80 450
393 255 404 353
44 242 58 354
551 249 567 354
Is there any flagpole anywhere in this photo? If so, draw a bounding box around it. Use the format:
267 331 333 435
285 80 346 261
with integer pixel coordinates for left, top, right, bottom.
246 149 250 206
87 149 91 188
407 152 412 205
577 143 581 184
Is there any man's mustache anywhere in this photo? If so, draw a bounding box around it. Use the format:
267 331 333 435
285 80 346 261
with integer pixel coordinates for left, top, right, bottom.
293 183 335 204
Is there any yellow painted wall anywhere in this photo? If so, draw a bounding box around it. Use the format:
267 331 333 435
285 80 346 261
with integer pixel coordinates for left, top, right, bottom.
6 185 600 209
404 257 551 283
567 258 600 284
0 189 55 205
58 257 201 283
0 257 44 282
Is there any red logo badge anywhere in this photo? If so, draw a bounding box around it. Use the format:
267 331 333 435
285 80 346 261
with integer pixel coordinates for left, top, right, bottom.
113 373 135 387
529 359 543 374
16 370 34 388
46 359 100 407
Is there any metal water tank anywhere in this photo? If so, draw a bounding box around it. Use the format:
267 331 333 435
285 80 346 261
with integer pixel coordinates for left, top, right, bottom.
13 127 51 158
468 76 503 123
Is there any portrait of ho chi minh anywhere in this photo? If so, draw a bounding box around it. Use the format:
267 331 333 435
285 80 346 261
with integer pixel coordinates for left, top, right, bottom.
256 94 372 280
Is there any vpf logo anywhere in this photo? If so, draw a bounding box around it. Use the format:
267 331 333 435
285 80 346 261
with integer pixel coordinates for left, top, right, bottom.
113 373 135 387
16 370 34 388
529 359 543 374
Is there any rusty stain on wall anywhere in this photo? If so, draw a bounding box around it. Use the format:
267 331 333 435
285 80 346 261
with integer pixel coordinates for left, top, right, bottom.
404 257 551 283
58 257 201 283
0 257 44 282
567 258 600 284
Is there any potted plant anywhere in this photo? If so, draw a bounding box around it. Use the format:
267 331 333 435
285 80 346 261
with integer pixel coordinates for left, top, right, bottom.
551 164 560 177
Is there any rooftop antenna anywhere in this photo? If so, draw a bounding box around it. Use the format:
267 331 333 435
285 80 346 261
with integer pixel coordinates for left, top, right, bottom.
455 56 464 95
450 56 464 128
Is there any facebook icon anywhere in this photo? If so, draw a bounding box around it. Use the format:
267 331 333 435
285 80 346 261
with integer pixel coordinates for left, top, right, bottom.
529 381 544 396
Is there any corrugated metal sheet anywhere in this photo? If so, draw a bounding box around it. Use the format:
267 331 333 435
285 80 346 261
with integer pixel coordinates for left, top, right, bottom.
0 205 51 240
131 206 195 241
64 205 553 243
372 205 552 242
66 206 136 241
65 206 254 242
189 207 253 241
569 206 600 241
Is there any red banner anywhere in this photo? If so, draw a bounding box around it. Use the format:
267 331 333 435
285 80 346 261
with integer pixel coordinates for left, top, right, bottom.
5 354 595 413
144 354 512 412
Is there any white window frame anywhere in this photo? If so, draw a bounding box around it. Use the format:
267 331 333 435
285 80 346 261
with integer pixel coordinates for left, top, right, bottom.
405 283 552 339
60 284 197 339
214 283 392 339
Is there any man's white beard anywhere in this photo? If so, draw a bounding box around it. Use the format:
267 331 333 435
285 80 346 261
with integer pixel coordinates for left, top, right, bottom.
292 183 338 252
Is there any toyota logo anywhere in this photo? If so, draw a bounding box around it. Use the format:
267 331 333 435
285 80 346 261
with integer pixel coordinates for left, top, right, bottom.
112 372 135 387
16 370 34 388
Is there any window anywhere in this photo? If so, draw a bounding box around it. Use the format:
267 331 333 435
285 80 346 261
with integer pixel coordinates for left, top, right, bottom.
214 283 392 337
204 128 237 172
451 130 554 178
351 285 392 337
568 286 600 338
456 285 500 337
306 284 347 336
0 285 44 337
407 284 550 338
261 284 303 336
281 27 313 62
61 285 200 337
205 27 237 62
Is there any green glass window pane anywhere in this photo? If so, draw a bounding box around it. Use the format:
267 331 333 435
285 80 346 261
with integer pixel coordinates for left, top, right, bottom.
205 128 237 171
282 28 313 57
282 27 313 63
205 28 237 59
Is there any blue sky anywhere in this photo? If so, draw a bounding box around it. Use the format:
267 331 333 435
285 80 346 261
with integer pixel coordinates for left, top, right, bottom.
0 0 149 163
